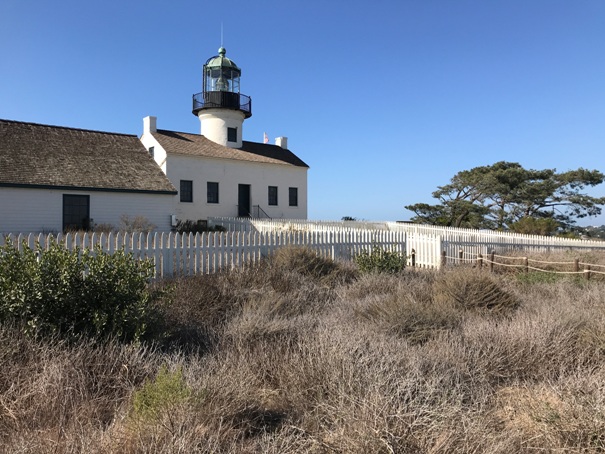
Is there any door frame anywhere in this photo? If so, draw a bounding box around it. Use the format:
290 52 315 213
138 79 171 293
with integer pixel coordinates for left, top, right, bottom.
238 184 251 217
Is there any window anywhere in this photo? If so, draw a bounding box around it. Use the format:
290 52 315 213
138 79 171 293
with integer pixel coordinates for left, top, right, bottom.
227 127 237 143
148 146 154 158
207 182 219 203
180 180 193 202
289 187 298 207
268 186 278 206
63 194 90 231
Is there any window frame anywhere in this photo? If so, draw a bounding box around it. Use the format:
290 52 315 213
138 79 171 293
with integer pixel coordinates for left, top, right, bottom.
180 180 193 203
289 187 298 207
268 186 278 206
207 181 219 204
227 127 237 143
62 194 91 232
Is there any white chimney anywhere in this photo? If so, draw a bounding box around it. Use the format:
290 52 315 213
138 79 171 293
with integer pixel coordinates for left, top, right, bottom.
144 116 157 133
275 136 288 149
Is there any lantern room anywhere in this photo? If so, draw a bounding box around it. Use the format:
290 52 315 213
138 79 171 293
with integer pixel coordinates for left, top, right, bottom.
192 47 252 118
204 47 241 93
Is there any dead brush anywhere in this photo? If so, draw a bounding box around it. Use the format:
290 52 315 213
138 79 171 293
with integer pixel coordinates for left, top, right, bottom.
266 246 358 285
353 272 459 345
340 269 436 301
433 267 519 315
578 323 605 359
157 267 267 348
489 380 605 451
0 324 161 453
5 250 605 452
158 249 352 349
223 295 317 347
269 246 337 278
355 294 460 345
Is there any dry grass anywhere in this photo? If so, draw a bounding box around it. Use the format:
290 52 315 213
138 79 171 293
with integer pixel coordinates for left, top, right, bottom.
2 249 605 452
433 267 520 314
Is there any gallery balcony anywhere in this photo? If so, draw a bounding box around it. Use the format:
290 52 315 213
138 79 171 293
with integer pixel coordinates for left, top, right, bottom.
192 91 252 118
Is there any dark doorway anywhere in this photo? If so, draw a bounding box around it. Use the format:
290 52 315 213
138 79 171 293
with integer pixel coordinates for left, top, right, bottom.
238 184 251 217
63 194 90 231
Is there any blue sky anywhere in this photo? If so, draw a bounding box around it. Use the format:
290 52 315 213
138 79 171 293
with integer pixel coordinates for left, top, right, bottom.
2 0 604 225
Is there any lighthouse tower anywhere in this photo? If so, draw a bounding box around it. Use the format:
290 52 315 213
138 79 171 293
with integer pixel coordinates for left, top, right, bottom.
192 47 252 148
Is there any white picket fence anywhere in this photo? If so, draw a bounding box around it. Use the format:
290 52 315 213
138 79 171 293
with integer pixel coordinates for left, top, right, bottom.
1 229 439 279
209 217 605 262
5 219 601 279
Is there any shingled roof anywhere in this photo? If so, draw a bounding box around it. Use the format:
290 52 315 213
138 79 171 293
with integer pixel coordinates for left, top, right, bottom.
0 119 177 194
151 129 309 168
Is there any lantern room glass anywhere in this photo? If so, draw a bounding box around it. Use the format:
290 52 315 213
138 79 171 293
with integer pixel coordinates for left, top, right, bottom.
204 67 241 93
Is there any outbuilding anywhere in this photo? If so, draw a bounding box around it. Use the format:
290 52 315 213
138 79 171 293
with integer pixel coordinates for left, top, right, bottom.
0 119 177 234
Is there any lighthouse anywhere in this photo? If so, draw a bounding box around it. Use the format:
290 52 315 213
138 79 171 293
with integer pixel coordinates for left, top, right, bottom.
140 45 308 222
192 47 252 148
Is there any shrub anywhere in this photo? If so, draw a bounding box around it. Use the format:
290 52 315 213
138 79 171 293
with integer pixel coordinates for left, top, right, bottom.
269 246 341 280
132 365 193 422
356 294 460 345
354 243 406 274
93 222 117 233
175 219 226 234
433 268 519 315
157 270 251 348
119 214 157 233
0 238 164 342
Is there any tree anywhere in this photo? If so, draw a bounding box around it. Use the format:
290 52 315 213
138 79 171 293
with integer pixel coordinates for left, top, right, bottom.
509 217 559 236
405 162 605 232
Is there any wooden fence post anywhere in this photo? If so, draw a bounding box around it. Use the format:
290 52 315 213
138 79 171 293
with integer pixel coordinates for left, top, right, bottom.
477 254 483 268
411 248 416 268
584 265 591 281
574 259 579 273
489 251 495 273
441 250 447 268
458 248 464 264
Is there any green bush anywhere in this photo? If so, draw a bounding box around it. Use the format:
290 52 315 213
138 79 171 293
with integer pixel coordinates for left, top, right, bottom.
132 365 193 422
354 244 407 274
0 238 163 342
515 271 563 285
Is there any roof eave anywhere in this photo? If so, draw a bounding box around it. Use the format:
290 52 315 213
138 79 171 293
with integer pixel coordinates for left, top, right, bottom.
0 182 177 195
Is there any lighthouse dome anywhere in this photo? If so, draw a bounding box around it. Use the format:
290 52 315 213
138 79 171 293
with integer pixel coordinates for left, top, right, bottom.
205 47 240 71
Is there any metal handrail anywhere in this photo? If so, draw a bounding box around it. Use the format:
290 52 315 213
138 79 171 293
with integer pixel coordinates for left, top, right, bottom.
252 205 271 219
192 91 252 117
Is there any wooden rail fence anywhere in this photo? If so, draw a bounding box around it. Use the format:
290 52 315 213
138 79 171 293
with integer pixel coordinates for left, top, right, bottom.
439 249 605 280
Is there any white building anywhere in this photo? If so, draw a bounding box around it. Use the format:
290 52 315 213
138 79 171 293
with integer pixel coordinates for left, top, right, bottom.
140 47 309 223
0 119 177 234
0 46 308 234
